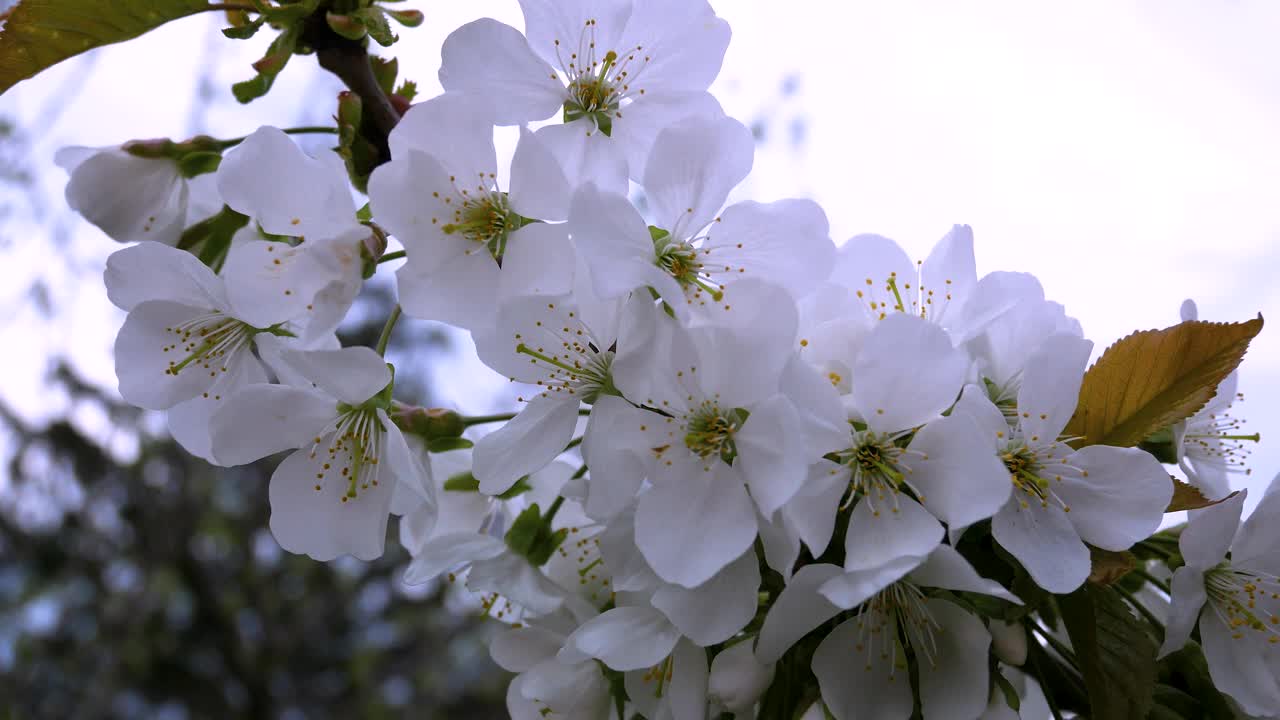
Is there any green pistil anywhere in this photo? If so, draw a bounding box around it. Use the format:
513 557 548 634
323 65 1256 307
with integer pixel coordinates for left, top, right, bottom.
442 194 519 262
684 406 744 463
886 273 907 313
517 343 579 375
655 241 723 301
1194 433 1261 442
564 50 621 133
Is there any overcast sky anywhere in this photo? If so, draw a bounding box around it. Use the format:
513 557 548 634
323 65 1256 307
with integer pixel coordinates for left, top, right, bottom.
1 1 1277 509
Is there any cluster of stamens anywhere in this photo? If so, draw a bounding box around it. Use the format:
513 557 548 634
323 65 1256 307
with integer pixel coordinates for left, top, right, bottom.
852 581 942 673
1000 443 1073 512
307 406 384 501
683 401 743 463
161 311 255 380
513 303 616 403
831 431 927 515
853 265 955 323
1204 563 1280 645
1184 392 1259 476
432 172 513 262
553 19 652 132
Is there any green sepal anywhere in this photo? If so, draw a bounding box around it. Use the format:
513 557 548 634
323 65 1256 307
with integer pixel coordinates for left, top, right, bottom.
1137 427 1178 464
325 12 368 41
504 504 568 566
355 8 397 46
259 0 321 23
992 669 1021 712
383 8 424 27
178 205 251 271
369 56 399 96
222 18 265 40
443 471 480 492
356 202 373 223
395 79 418 102
176 151 222 178
232 23 300 104
495 477 533 500
427 436 474 453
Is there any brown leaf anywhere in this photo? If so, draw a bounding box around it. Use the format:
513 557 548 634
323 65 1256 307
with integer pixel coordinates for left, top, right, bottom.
1088 547 1136 585
1065 316 1263 448
1167 479 1240 513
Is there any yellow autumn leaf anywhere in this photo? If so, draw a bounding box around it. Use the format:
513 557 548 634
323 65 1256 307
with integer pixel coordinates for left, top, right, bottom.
1166 479 1239 513
1065 316 1263 449
0 0 211 95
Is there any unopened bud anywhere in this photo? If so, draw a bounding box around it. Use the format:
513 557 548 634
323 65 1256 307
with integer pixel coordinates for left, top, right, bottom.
708 642 775 715
385 8 425 27
989 620 1027 666
391 405 466 443
359 225 388 277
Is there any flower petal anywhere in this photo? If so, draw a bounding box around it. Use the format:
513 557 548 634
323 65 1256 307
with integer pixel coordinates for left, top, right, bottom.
403 532 507 584
535 120 629 197
813 613 914 720
1016 333 1093 444
1178 487 1245 571
438 19 564 125
473 395 579 495
220 240 334 328
652 548 760 646
1158 567 1207 658
467 552 566 615
705 199 835 299
559 605 680 671
209 384 337 465
991 500 1090 594
509 126 572 222
843 495 943 572
65 149 187 244
1057 446 1171 551
908 544 1021 604
907 413 1012 529
611 90 723 180
819 554 925 609
115 301 227 409
1200 604 1280 715
491 625 564 672
736 393 806 516
497 223 576 299
278 346 391 405
917 598 991 720
851 313 968 433
268 446 394 561
642 115 753 238
754 563 844 663
635 463 757 588
781 462 847 559
517 0 631 68
396 250 502 330
919 224 977 329
104 241 224 312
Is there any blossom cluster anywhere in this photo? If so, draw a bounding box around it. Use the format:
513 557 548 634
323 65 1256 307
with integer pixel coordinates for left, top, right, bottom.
60 1 1274 718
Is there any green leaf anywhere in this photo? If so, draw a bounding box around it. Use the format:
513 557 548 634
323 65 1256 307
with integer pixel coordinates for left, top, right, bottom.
495 477 533 500
426 436 473 453
355 7 396 46
325 11 367 41
369 56 398 96
993 670 1021 712
222 18 265 40
1059 584 1158 720
1065 317 1264 448
442 471 479 492
1160 643 1236 719
383 8 423 27
0 0 211 93
233 21 300 103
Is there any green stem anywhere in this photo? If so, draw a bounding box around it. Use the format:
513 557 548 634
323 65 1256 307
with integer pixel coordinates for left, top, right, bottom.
571 464 589 480
1117 586 1166 640
1136 568 1172 594
204 3 258 12
544 496 565 524
377 249 407 264
564 436 583 451
216 126 338 150
375 305 402 356
1029 648 1067 720
1028 620 1080 672
461 407 591 428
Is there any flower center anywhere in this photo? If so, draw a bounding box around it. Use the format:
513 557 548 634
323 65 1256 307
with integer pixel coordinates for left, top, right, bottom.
162 311 257 378
653 230 724 302
442 191 519 262
307 407 385 502
852 266 957 323
512 303 619 404
552 20 652 136
829 431 927 514
683 402 745 463
1184 392 1259 476
1000 443 1072 512
1205 563 1280 645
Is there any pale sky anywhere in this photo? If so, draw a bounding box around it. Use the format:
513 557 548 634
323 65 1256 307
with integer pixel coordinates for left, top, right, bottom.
1 1 1277 508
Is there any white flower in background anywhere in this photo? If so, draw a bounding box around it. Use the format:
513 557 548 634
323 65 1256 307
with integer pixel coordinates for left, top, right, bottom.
754 545 1021 720
1159 479 1280 716
809 312 1011 571
570 115 835 321
209 346 430 561
104 241 303 461
1173 300 1258 500
952 334 1173 593
57 143 221 245
216 126 371 342
491 609 618 720
369 94 602 331
438 0 729 178
707 640 775 717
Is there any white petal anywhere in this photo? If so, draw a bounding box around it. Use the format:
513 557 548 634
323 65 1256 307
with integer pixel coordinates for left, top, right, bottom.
652 548 760 646
517 0 631 67
492 625 564 672
278 346 390 405
843 495 943 572
708 640 774 715
813 614 914 720
1200 606 1280 715
819 554 925 609
908 545 1021 604
954 270 1046 345
950 383 1008 448
991 500 1090 594
581 396 650 521
1177 487 1245 570
782 462 848 559
917 598 991 720
467 552 566 615
474 293 579 383
754 563 844 663
780 354 851 457
216 126 354 238
830 233 914 318
852 313 968 433
535 120 629 197
757 508 801 580
611 90 723 180
705 199 835 298
65 149 187 245
617 0 729 93
388 93 499 178
403 532 507 584
559 605 680 671
367 149 456 266
568 183 663 300
737 394 806 516
114 301 236 409
209 384 337 465
509 126 572 221
166 348 268 464
668 638 710 720
635 463 757 588
920 224 977 329
221 240 334 328
1057 446 1171 551
379 414 434 511
104 241 224 312
396 250 502 331
1180 299 1199 322
1016 333 1093 444
1230 482 1280 572
1158 567 1207 658
907 413 1012 529
437 19 564 124
473 396 579 495
268 446 394 561
642 115 753 238
520 655 612 717
497 223 576 298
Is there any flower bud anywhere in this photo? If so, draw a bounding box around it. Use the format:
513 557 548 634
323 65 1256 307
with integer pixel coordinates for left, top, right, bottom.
708 641 775 715
391 405 466 444
989 619 1028 667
